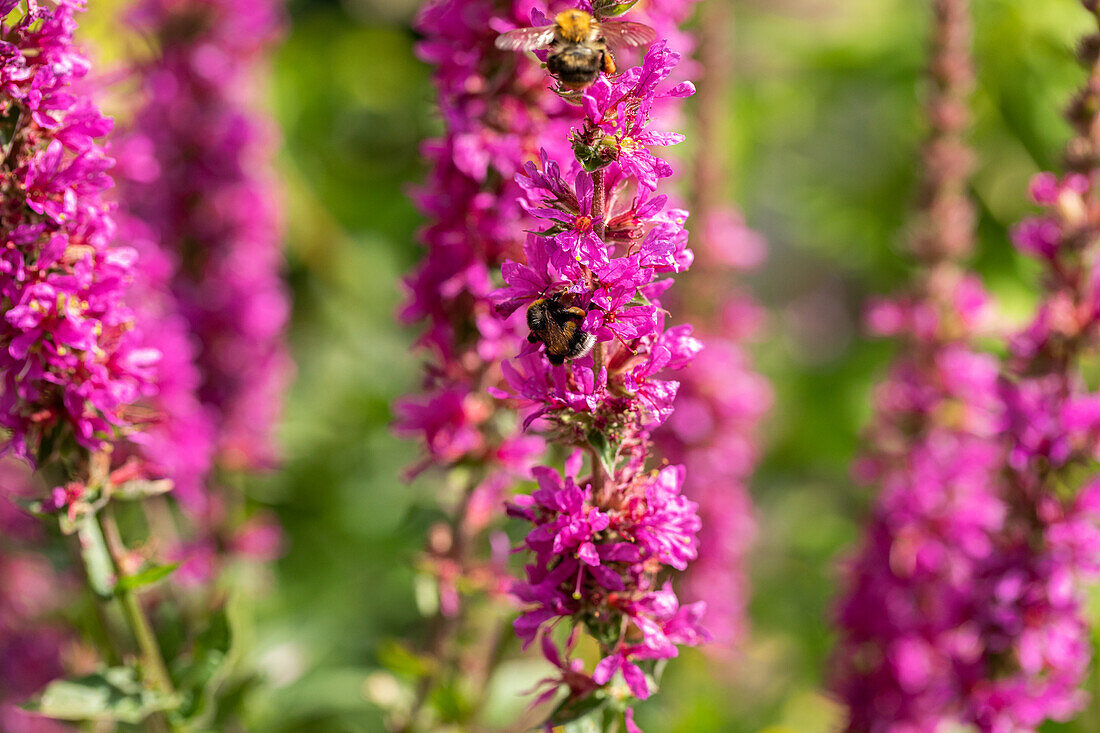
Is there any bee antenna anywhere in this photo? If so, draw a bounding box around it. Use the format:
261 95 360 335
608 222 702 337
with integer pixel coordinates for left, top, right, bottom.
535 282 558 301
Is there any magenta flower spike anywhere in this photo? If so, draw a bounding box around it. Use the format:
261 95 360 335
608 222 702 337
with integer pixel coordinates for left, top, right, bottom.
835 1 1100 730
0 0 154 464
403 0 707 727
122 0 290 473
492 32 709 728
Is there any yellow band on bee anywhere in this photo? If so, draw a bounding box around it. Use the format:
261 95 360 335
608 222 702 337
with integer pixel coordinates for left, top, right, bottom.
554 9 593 43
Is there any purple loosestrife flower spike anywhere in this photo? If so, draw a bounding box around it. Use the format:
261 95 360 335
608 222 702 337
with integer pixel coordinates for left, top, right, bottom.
495 33 709 729
394 0 598 723
836 2 1100 730
831 0 1002 727
0 0 155 463
402 0 705 727
113 140 217 510
110 0 292 592
124 0 291 472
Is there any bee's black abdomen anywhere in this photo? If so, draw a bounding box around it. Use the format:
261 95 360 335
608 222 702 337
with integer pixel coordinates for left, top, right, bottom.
527 295 594 364
547 48 601 86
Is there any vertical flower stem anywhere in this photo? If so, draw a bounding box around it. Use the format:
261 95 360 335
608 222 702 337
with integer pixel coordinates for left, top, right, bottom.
589 446 610 507
591 166 608 383
912 0 975 271
592 168 607 238
589 159 610 426
99 505 175 697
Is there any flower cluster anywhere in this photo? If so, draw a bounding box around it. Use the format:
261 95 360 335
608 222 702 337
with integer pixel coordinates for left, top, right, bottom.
493 42 708 727
834 2 1100 728
395 0 579 642
112 139 215 509
492 42 696 430
400 0 699 476
967 168 1100 730
0 0 155 462
104 0 291 590
839 243 1100 731
396 2 704 725
835 274 1011 731
123 0 290 472
509 457 706 703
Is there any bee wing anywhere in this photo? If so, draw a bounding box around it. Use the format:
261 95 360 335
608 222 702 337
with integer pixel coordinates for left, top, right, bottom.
495 25 557 51
599 20 657 49
543 317 570 353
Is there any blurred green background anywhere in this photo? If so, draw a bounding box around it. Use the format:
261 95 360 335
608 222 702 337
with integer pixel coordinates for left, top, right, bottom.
85 0 1100 730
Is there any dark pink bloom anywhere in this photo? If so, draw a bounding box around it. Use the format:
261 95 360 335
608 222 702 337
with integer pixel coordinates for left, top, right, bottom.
0 1 154 461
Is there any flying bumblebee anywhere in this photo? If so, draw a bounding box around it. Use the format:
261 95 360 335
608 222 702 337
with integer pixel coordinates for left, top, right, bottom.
526 295 596 365
495 9 657 90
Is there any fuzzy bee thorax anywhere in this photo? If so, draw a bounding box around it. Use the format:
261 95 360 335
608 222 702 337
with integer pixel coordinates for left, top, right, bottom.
554 9 594 43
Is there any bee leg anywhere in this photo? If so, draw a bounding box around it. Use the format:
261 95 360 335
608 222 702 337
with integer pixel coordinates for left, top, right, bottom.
602 49 617 76
547 351 566 366
527 333 541 343
564 306 587 321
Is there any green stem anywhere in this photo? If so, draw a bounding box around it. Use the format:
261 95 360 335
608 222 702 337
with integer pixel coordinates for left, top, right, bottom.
589 446 611 508
98 506 175 696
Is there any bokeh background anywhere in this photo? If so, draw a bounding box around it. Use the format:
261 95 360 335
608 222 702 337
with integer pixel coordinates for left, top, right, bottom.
78 0 1100 730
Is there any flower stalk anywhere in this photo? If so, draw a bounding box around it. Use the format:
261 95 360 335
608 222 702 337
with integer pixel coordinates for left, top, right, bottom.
99 505 174 697
835 1 1100 730
494 34 707 730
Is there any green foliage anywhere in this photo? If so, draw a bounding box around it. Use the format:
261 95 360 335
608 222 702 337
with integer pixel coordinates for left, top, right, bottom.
24 667 180 724
592 0 641 19
171 602 236 725
75 514 116 599
551 692 608 727
116 563 179 593
586 429 618 475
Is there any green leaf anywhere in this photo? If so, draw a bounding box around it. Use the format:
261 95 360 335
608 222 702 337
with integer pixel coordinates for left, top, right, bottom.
76 514 115 598
116 563 179 593
572 138 612 172
24 667 180 723
550 693 606 727
378 639 433 680
173 601 234 724
591 0 640 18
627 289 653 309
112 479 173 501
586 430 618 475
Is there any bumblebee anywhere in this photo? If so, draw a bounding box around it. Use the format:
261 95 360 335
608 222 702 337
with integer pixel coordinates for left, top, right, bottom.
526 295 596 365
495 9 656 90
